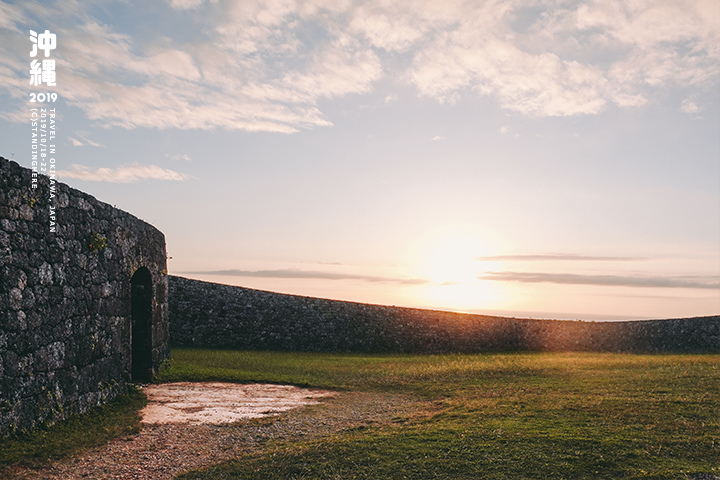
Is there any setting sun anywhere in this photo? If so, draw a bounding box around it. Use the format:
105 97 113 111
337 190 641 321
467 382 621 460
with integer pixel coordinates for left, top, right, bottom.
408 229 506 311
422 233 481 284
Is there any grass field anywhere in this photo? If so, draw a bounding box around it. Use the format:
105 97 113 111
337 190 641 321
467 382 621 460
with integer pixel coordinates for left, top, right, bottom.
2 350 718 479
161 350 719 479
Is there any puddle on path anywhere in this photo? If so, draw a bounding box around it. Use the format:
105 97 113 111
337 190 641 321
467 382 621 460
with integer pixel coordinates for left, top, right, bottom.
141 382 336 425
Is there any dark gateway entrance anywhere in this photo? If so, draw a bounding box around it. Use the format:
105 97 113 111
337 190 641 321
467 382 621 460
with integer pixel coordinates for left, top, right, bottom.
131 267 153 382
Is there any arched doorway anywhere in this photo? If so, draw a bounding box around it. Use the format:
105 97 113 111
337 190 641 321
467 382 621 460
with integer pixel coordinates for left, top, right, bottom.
131 267 153 382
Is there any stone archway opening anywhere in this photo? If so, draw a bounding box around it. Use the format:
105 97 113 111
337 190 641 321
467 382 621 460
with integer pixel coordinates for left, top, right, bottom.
131 267 153 382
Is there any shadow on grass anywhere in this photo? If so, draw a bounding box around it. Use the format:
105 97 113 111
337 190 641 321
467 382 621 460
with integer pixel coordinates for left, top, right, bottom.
0 386 146 475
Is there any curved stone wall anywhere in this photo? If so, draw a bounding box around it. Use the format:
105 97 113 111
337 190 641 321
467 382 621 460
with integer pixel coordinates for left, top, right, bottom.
169 276 718 354
0 157 169 436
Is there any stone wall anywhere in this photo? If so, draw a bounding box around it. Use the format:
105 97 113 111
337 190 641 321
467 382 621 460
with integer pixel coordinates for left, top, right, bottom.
169 276 718 354
0 157 169 436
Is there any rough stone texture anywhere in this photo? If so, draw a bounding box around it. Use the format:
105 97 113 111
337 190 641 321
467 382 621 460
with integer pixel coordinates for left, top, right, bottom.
0 156 169 436
169 276 718 354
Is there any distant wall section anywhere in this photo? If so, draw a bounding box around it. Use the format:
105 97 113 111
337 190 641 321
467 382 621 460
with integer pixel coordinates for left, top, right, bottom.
0 157 169 436
169 276 718 354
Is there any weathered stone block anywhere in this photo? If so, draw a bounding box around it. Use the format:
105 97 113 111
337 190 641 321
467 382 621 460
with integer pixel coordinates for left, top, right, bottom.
38 262 53 285
8 288 22 310
18 204 33 221
0 230 10 248
20 289 35 310
0 207 19 220
0 219 16 232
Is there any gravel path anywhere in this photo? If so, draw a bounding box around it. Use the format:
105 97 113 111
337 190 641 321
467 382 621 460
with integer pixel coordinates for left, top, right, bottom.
6 388 419 480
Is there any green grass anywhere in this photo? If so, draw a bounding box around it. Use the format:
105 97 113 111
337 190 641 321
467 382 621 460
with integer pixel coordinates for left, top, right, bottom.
165 349 720 480
2 351 717 479
0 386 147 474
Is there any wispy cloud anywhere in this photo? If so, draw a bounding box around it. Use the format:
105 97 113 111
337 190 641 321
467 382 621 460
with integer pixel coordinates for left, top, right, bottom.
0 2 24 31
681 98 704 114
477 254 648 262
58 163 191 183
480 271 720 290
166 153 193 162
167 0 213 10
188 268 427 285
68 132 104 148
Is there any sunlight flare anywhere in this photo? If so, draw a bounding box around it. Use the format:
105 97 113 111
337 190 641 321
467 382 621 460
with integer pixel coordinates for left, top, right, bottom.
408 228 507 311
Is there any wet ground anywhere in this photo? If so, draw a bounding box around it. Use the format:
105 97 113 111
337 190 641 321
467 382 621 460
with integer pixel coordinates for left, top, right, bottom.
141 382 336 424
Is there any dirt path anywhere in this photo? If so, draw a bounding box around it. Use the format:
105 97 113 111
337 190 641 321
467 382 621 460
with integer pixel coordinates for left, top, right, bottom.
7 384 418 480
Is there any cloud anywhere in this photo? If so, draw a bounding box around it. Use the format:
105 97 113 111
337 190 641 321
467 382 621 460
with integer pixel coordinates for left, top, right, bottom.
479 271 720 290
68 132 104 147
0 2 24 32
476 254 648 262
166 153 192 162
58 163 192 183
0 108 30 124
167 0 213 10
0 4 362 132
412 36 609 116
189 268 428 285
681 98 704 114
0 0 717 130
573 0 720 106
279 36 382 101
348 2 429 53
431 135 445 141
407 0 718 115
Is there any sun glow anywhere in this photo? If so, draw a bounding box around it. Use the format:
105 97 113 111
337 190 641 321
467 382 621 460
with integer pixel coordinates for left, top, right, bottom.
409 228 506 311
423 234 482 285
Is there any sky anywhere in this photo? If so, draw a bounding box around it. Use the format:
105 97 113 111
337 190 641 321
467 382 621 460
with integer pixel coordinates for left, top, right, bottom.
1 0 718 321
